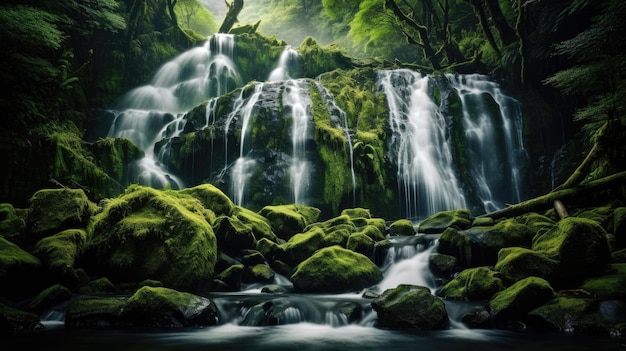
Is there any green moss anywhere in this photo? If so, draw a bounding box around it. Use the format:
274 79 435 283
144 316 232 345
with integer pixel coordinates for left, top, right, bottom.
279 227 326 265
324 228 351 247
0 203 26 237
178 183 234 216
90 138 144 181
258 204 321 240
0 236 40 274
297 37 354 78
528 297 607 332
372 284 448 330
243 264 275 283
489 276 555 322
366 218 387 235
438 227 473 267
494 247 559 284
389 219 415 236
65 296 126 328
79 277 117 294
418 209 472 234
213 215 257 254
27 188 96 240
439 266 505 301
34 228 86 271
24 284 72 314
233 206 278 242
290 245 382 293
347 231 375 257
341 208 372 219
579 264 626 299
358 225 386 242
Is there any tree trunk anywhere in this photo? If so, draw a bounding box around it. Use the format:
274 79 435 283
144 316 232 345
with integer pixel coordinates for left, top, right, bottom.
466 0 501 56
484 0 516 46
480 171 626 220
219 0 244 33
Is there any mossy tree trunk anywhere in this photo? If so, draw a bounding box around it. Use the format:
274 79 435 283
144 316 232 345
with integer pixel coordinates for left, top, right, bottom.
218 0 244 33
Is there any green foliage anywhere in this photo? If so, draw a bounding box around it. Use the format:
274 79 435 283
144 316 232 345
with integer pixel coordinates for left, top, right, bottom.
175 0 217 36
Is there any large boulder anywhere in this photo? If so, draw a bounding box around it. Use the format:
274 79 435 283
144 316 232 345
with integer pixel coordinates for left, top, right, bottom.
233 206 278 242
24 284 72 315
532 217 610 283
372 284 448 330
0 237 42 299
418 209 472 234
579 264 626 300
65 296 126 329
527 296 610 333
83 186 217 291
33 228 87 289
0 203 26 240
494 247 560 284
279 227 326 266
290 246 382 293
258 204 321 240
26 188 96 243
388 219 415 236
178 183 234 217
214 215 257 255
439 266 505 301
488 276 555 324
122 286 218 328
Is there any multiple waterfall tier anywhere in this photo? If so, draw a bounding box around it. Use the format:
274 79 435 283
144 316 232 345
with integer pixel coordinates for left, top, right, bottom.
104 34 526 218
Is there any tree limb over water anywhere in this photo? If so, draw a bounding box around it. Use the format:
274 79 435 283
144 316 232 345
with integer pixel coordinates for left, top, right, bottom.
218 0 244 33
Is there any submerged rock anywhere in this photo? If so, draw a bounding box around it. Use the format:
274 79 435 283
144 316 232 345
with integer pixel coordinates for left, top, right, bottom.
372 284 448 330
290 246 382 293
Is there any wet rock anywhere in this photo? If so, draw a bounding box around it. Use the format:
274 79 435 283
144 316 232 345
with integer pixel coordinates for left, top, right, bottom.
418 209 472 234
439 266 505 301
372 284 448 330
24 284 72 315
579 264 626 299
0 303 44 331
65 296 126 329
243 264 275 284
489 276 555 324
388 219 415 236
279 227 326 266
494 247 559 284
214 215 257 254
347 231 375 257
428 253 457 277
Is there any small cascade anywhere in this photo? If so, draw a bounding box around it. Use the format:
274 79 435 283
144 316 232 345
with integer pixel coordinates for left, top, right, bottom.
315 80 357 206
268 46 301 81
283 80 312 204
446 74 526 212
377 70 466 220
107 33 242 189
375 238 437 294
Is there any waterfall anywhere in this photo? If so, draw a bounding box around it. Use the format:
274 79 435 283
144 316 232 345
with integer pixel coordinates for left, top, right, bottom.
269 46 301 81
314 80 357 206
284 80 312 204
377 70 466 220
446 74 526 212
107 34 242 189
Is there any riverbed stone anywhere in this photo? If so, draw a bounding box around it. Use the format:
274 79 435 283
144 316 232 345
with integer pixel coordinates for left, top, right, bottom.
488 276 555 324
24 284 72 315
233 206 278 242
214 264 244 291
279 227 326 266
532 217 610 283
259 204 321 240
178 183 234 217
341 208 372 219
418 209 472 234
65 296 126 328
290 245 382 293
527 296 607 333
83 186 217 291
214 215 257 254
372 284 448 330
347 231 375 257
439 266 505 301
494 247 559 284
243 264 275 284
122 286 217 328
428 253 457 277
388 219 415 236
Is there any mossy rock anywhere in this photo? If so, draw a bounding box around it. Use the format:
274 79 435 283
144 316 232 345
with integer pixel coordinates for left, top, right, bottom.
233 206 278 242
324 227 351 247
26 188 96 241
0 236 41 299
579 264 626 299
488 276 555 324
532 217 611 282
215 264 244 292
242 264 275 284
258 204 321 240
84 186 217 291
512 212 556 237
0 303 44 331
418 209 472 234
0 203 26 239
33 229 86 287
428 253 457 277
388 219 415 236
527 297 609 333
24 284 72 315
357 225 386 242
494 247 559 284
366 218 387 235
79 277 117 295
214 216 257 254
472 217 494 227
290 246 382 293
437 227 473 267
90 137 144 183
372 284 448 330
178 183 234 217
279 227 326 266
439 266 505 301
341 208 372 219
122 286 217 328
256 238 283 261
305 214 355 233
347 231 375 257
65 296 126 329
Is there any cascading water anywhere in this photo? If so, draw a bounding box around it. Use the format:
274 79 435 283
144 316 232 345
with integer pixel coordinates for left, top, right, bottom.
107 34 242 189
446 74 526 212
315 80 357 207
269 46 301 81
377 70 467 220
284 80 312 204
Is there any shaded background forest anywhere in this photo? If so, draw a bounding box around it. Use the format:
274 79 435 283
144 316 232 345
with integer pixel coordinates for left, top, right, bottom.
1 0 625 208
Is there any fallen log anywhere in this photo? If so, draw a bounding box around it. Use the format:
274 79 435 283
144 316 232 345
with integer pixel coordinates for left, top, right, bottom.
480 171 626 220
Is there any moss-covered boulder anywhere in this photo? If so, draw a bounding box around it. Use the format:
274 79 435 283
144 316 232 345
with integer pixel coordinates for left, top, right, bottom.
178 183 234 217
324 227 351 247
0 203 26 239
83 186 217 291
24 284 72 315
0 303 44 331
532 217 610 283
26 188 96 242
65 296 126 329
213 264 244 292
347 231 375 257
33 228 86 289
437 227 473 267
439 266 505 301
527 296 610 333
489 276 555 324
579 264 626 300
233 206 278 242
358 224 386 241
79 277 117 294
513 212 556 237
372 284 448 330
0 236 41 299
214 215 257 254
290 246 382 293
243 264 275 284
388 219 415 236
428 253 457 277
494 247 560 284
122 286 217 328
258 204 321 240
279 227 326 266
341 208 372 219
418 209 472 234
